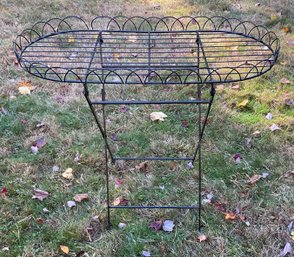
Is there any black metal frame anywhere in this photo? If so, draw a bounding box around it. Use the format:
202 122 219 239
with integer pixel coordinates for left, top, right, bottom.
14 16 279 231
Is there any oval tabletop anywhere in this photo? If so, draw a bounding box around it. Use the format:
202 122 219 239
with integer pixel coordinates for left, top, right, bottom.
14 16 280 85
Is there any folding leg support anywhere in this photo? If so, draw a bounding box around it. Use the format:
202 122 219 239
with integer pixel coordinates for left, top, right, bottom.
83 82 215 231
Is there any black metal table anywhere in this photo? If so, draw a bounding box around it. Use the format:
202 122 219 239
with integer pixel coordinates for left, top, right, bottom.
14 16 280 231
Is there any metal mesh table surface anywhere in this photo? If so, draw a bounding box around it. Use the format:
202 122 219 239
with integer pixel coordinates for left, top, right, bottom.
14 16 280 85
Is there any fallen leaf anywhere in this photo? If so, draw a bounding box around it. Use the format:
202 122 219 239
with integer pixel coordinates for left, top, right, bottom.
52 165 59 172
149 220 163 231
270 124 281 132
270 14 278 21
36 122 45 128
181 120 189 128
74 152 81 162
215 202 227 212
224 212 237 220
31 145 38 154
265 113 273 120
119 105 128 113
67 35 75 43
280 242 292 257
163 220 174 232
112 198 128 206
136 161 149 171
290 231 294 241
118 222 126 229
150 112 168 121
280 78 291 84
67 200 76 208
43 208 50 213
115 178 123 188
142 250 151 256
282 26 291 33
237 99 249 108
111 133 118 141
18 81 34 95
62 168 74 180
36 217 46 224
233 153 242 164
18 86 31 95
284 93 293 106
247 174 262 184
1 247 9 251
198 233 207 242
74 193 89 202
113 53 121 61
231 84 240 90
60 245 70 254
34 137 46 148
1 187 7 198
187 161 194 169
32 188 49 201
252 130 261 137
120 198 129 206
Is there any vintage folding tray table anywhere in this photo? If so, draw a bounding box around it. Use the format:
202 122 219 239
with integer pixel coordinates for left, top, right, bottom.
14 16 280 230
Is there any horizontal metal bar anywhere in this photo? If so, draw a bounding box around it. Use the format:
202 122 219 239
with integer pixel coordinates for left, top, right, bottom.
38 35 256 41
38 39 258 45
113 157 193 161
91 99 210 105
25 43 263 49
22 48 271 54
109 205 198 209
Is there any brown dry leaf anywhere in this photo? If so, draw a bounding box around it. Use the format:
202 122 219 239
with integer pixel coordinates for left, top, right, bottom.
252 130 261 137
35 217 46 224
198 234 207 242
247 174 262 184
231 84 240 90
113 53 121 61
62 168 74 180
18 81 33 88
18 81 34 95
60 245 70 254
224 212 237 220
237 99 249 108
18 86 31 95
74 193 89 202
136 161 149 171
113 198 121 206
34 137 46 148
150 112 167 121
149 220 163 231
281 26 291 33
32 188 49 201
270 124 281 132
280 78 291 84
67 35 75 43
290 231 294 241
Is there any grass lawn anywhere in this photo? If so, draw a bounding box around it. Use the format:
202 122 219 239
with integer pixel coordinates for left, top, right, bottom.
0 0 294 256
